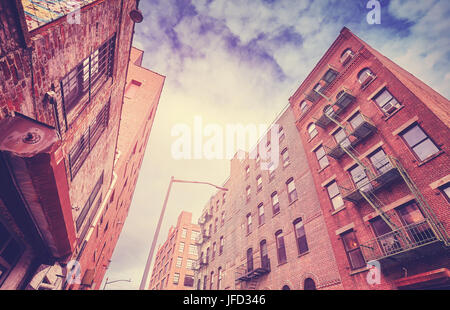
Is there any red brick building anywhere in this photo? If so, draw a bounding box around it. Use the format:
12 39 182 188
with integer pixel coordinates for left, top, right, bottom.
149 211 201 290
289 27 450 289
194 107 343 290
0 0 164 290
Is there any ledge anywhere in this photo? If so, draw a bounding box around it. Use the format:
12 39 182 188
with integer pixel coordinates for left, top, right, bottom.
349 266 369 276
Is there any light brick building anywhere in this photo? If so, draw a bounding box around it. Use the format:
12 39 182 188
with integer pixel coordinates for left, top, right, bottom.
0 0 164 290
149 211 201 290
194 107 343 290
289 27 449 289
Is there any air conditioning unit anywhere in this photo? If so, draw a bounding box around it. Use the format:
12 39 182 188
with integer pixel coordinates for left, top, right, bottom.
381 102 399 115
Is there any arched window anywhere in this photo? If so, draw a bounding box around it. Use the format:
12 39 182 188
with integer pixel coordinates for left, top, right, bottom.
282 285 291 290
197 279 201 290
210 271 214 290
217 267 223 290
340 48 354 65
260 240 269 269
304 278 316 290
307 123 318 139
275 230 287 264
358 68 375 86
203 275 207 290
293 218 309 255
300 100 308 113
336 90 345 100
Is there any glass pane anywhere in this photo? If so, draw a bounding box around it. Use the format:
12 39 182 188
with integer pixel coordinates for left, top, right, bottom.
319 157 329 169
315 147 325 159
334 129 347 143
331 195 344 209
374 90 392 107
412 139 439 161
371 217 392 237
342 231 359 251
402 125 427 147
1 239 21 265
349 113 364 129
327 182 339 198
369 149 391 173
348 249 366 269
397 203 425 225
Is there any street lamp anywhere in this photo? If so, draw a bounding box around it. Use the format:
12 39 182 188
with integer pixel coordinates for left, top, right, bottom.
139 176 228 290
103 277 131 290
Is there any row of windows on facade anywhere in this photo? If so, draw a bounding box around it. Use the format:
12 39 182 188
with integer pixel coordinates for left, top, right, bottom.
153 241 199 276
154 273 195 289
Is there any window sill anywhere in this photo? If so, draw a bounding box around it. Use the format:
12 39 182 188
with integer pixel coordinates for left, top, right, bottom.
382 105 404 121
297 251 310 258
331 206 346 215
417 150 444 167
277 261 288 268
288 198 298 206
272 211 280 218
317 164 330 173
349 266 369 276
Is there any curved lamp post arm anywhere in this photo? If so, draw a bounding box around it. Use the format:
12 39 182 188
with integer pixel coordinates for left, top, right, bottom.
103 277 131 290
139 176 228 290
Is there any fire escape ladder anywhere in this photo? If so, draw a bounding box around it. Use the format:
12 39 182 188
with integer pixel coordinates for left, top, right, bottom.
360 190 400 232
392 158 450 246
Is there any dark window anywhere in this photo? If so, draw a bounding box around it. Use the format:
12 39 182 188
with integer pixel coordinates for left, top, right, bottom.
258 203 265 226
282 285 290 290
209 271 214 290
304 278 316 290
286 177 298 203
439 184 450 203
370 217 402 256
400 124 439 161
271 192 280 215
246 213 252 234
397 202 435 243
0 221 23 285
196 279 201 290
293 218 309 255
212 242 216 260
203 275 207 290
341 230 366 270
184 275 194 287
219 236 224 255
373 88 401 116
275 230 287 265
69 101 110 179
217 267 222 290
246 248 254 272
260 240 268 269
61 34 116 115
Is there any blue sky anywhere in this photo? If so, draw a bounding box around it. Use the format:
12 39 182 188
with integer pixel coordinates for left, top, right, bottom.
102 0 450 289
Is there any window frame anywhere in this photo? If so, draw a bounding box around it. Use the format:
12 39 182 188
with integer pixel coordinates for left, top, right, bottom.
275 230 287 265
399 123 440 162
293 218 309 255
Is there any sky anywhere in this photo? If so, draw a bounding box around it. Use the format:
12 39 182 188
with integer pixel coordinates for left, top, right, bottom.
101 0 450 289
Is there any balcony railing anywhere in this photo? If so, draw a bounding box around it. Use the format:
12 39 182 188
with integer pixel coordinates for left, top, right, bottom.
235 256 271 283
339 156 402 204
360 219 439 263
315 90 356 128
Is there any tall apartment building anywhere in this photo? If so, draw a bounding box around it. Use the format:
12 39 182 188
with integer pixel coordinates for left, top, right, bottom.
0 0 164 290
194 107 343 290
149 211 201 290
289 27 449 289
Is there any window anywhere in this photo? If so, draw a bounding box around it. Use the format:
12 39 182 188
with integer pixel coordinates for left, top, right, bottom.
0 221 23 285
281 148 290 167
69 102 110 179
197 279 201 290
217 267 223 290
307 123 318 139
181 228 187 238
212 242 216 260
221 211 225 227
340 48 354 65
246 248 254 272
216 200 220 212
370 217 402 256
173 273 180 285
286 177 298 203
61 34 115 114
279 126 285 142
397 202 427 226
245 165 250 179
439 184 450 203
313 83 323 94
77 172 104 241
300 100 308 114
219 236 224 255
256 175 262 192
206 247 210 263
348 112 364 129
186 259 195 270
314 146 329 169
357 68 375 87
256 153 260 169
293 218 309 255
333 128 350 148
282 285 291 290
271 192 280 215
184 275 194 287
246 213 252 234
275 230 287 265
214 218 218 233
176 257 182 268
246 186 251 203
258 203 265 225
400 124 439 162
304 278 316 290
368 148 392 175
191 231 200 241
341 230 366 270
203 275 207 290
210 271 214 290
188 244 197 256
260 240 269 269
179 242 185 253
326 181 344 210
349 165 372 192
373 88 401 116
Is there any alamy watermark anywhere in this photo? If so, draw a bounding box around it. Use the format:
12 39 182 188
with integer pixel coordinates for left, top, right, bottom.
366 260 382 286
171 116 280 170
366 0 381 24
